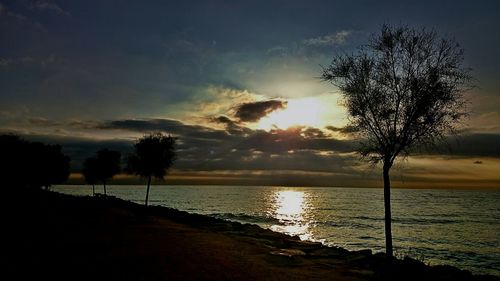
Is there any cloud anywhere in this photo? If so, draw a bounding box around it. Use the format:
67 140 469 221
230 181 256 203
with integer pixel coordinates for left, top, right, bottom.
30 0 71 16
467 111 500 133
176 85 262 120
264 30 353 59
0 2 28 21
325 125 359 134
302 30 351 47
442 133 500 157
97 118 230 141
210 115 252 136
55 118 358 174
26 117 62 126
6 117 500 188
234 126 355 154
392 156 500 188
233 100 287 122
211 115 234 125
301 127 328 138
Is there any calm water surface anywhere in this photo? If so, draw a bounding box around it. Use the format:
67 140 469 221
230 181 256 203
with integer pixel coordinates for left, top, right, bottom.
54 185 500 276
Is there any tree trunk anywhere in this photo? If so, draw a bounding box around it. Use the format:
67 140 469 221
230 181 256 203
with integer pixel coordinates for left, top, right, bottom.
145 175 152 206
92 184 95 196
103 181 107 195
383 163 393 257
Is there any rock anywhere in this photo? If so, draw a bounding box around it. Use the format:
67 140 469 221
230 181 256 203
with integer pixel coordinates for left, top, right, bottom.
354 249 372 256
345 249 372 263
285 240 323 251
269 248 307 257
309 247 348 257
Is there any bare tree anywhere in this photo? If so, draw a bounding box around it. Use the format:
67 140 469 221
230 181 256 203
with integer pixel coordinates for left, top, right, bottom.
127 133 176 206
322 25 471 257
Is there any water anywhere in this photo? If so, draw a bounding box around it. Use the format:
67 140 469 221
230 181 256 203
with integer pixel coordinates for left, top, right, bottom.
54 185 500 276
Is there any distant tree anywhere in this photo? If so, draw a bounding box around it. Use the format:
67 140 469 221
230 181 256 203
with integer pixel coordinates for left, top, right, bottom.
95 149 121 195
322 25 471 257
127 133 176 206
82 157 99 196
0 134 70 190
35 143 70 190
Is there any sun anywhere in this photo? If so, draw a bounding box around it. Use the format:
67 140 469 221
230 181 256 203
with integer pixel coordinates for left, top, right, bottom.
256 97 330 130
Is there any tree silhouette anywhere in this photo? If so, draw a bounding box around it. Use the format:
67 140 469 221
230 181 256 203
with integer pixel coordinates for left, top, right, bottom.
95 149 121 195
1 135 29 189
322 25 471 257
82 157 99 196
127 133 176 206
0 134 70 190
34 143 71 190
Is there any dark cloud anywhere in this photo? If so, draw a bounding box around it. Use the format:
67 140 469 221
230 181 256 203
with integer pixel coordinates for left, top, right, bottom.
11 119 359 173
325 125 359 134
95 119 243 167
234 126 355 155
175 148 362 180
6 117 500 187
84 119 500 174
210 115 252 136
97 118 229 140
233 100 287 122
302 127 328 138
211 115 234 125
443 133 500 157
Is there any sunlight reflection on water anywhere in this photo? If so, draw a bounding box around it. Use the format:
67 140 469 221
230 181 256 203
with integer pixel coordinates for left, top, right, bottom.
267 190 314 240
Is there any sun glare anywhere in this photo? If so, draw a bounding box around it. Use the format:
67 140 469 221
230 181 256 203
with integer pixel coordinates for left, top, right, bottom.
268 190 313 240
257 97 330 130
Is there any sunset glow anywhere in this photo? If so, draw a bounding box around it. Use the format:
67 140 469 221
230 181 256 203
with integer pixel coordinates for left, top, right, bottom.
256 97 330 130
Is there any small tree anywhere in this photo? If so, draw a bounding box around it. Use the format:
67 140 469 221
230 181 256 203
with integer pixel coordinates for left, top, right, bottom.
322 25 471 257
127 133 176 206
95 149 121 195
82 157 99 196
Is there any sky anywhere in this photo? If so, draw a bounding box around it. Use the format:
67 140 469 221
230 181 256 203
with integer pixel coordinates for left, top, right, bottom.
1 0 500 188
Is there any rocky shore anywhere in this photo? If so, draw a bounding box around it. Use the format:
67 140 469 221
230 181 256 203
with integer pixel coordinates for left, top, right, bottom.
1 190 498 281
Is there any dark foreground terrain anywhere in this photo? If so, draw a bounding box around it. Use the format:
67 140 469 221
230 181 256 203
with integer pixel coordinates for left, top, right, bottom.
1 190 498 281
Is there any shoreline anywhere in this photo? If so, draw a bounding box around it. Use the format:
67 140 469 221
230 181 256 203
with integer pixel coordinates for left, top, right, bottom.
2 190 499 281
